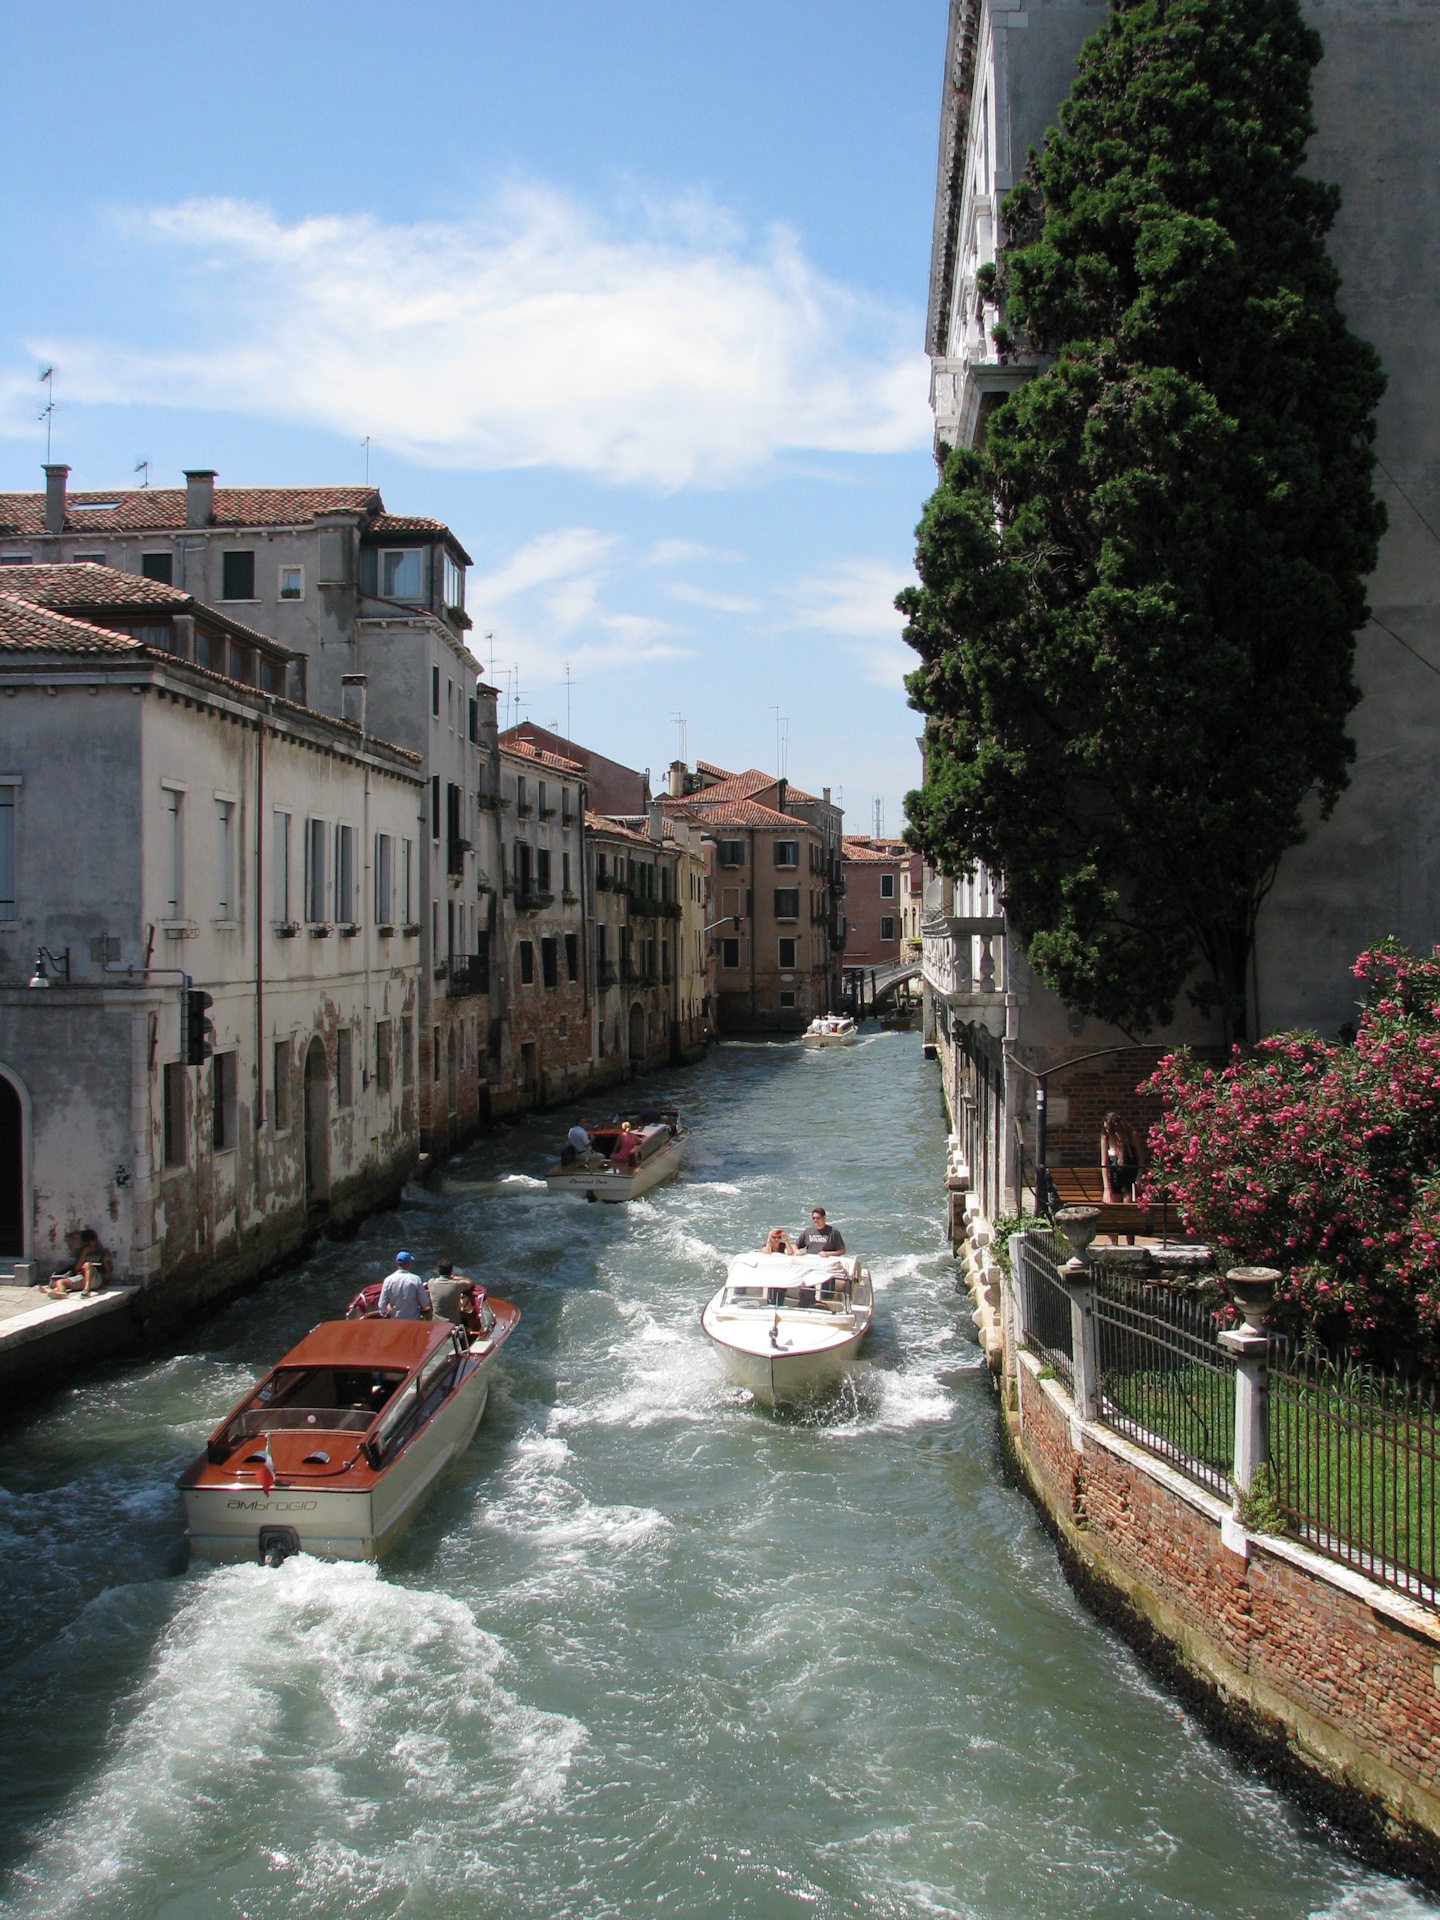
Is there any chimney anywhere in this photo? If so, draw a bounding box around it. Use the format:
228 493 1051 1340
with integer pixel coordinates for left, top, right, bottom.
777 777 788 814
668 759 686 798
648 799 664 843
341 673 368 735
171 614 196 662
43 464 69 533
184 469 216 527
823 787 831 806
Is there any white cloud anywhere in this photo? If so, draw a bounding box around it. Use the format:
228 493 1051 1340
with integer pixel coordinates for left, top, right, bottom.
664 582 762 615
788 557 917 688
24 186 931 488
640 538 741 569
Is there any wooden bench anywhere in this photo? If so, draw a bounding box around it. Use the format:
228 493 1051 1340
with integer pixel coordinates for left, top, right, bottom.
1044 1166 1179 1241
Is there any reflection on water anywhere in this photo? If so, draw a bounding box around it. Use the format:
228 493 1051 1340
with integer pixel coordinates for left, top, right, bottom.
0 1034 1435 1918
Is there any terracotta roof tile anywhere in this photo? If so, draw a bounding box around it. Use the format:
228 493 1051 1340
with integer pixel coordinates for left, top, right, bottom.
663 795 801 831
0 485 382 536
0 563 294 658
0 595 143 654
500 734 586 776
843 837 907 864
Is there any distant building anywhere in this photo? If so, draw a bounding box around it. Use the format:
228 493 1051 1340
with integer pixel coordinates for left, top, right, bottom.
506 721 651 816
840 837 907 968
0 592 422 1305
588 806 712 1079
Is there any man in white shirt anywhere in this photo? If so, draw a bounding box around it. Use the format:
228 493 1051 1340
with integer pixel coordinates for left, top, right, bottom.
562 1121 593 1167
378 1250 431 1320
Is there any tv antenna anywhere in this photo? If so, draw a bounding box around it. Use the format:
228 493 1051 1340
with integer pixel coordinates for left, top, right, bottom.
770 704 782 778
670 712 686 767
38 366 55 462
361 435 371 484
484 630 495 685
134 458 150 488
873 795 884 839
565 661 573 741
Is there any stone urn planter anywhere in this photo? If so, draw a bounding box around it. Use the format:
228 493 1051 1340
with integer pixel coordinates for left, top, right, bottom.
1227 1266 1279 1330
1054 1206 1101 1264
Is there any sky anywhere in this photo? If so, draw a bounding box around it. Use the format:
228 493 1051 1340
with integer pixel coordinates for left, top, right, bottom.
0 2 945 832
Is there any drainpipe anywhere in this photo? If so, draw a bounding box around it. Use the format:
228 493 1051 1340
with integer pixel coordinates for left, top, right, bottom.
748 828 757 1020
254 717 264 1192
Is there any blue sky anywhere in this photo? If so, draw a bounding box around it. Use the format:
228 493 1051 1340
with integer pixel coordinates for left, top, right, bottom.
0 2 944 828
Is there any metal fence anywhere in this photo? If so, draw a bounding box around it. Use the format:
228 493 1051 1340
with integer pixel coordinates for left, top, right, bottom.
1268 1349 1440 1606
1092 1272 1236 1498
1013 1229 1074 1387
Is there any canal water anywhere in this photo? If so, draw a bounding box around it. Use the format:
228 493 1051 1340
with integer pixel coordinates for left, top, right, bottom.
0 1034 1435 1919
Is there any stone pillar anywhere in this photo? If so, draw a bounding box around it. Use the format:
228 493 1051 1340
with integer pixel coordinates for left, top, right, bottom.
1218 1266 1279 1496
1056 1206 1102 1423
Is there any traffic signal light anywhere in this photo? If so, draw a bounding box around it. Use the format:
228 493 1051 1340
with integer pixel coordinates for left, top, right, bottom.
183 988 214 1066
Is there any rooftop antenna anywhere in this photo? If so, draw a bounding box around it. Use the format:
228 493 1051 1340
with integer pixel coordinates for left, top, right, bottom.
873 795 884 839
513 662 521 730
38 366 54 463
770 704 781 779
565 661 573 741
781 717 789 779
134 458 150 488
361 435 371 484
485 630 495 686
670 711 687 767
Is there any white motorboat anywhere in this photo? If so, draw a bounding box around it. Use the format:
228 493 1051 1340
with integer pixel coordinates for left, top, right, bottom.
801 1015 860 1047
544 1107 687 1202
701 1251 873 1407
179 1298 519 1565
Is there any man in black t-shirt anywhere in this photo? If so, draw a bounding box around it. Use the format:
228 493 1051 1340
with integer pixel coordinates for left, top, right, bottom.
793 1207 845 1255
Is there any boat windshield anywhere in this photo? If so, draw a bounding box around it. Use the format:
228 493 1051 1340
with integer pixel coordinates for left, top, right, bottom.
236 1366 408 1435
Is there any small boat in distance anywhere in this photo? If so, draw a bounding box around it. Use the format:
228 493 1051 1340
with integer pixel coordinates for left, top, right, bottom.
702 1251 874 1407
544 1107 687 1202
801 1015 860 1047
179 1295 519 1565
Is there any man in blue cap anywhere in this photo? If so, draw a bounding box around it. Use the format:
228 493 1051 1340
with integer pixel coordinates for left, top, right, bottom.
378 1250 431 1320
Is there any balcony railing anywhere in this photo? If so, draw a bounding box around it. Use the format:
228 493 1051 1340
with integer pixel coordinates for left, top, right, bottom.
515 885 554 912
597 961 618 989
446 837 470 876
447 958 489 998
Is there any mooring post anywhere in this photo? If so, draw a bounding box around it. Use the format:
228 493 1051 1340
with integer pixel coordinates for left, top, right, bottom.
1218 1267 1278 1497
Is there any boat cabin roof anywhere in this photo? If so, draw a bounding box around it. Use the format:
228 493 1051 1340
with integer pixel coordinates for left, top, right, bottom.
276 1318 451 1372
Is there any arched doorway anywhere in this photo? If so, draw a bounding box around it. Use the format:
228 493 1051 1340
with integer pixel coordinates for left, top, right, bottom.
628 1002 645 1065
303 1037 329 1204
0 1073 23 1258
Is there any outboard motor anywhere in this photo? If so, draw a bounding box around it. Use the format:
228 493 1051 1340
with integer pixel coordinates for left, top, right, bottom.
259 1526 300 1568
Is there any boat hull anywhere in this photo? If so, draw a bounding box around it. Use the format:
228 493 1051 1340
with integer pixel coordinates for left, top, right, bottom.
184 1343 499 1564
544 1137 683 1201
702 1318 869 1408
800 1031 860 1048
701 1265 873 1409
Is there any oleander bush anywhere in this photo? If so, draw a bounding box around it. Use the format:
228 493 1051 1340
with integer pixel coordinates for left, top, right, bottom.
1145 941 1440 1371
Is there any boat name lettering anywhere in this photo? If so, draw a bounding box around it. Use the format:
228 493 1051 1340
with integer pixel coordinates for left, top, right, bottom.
225 1498 319 1512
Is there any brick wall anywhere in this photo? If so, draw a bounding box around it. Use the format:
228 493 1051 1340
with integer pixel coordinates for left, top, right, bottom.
1043 1047 1226 1171
1011 1349 1440 1878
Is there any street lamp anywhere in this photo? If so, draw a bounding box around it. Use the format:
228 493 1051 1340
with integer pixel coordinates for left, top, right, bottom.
28 946 71 988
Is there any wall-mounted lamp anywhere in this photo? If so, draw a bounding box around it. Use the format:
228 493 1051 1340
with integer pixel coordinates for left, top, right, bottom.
29 946 71 988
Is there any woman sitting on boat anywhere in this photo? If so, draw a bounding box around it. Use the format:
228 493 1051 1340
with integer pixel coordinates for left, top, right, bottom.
762 1227 793 1255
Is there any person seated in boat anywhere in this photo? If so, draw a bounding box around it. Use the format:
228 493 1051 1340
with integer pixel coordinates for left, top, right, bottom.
427 1258 468 1324
560 1121 594 1168
378 1250 432 1320
43 1227 112 1297
793 1208 845 1255
762 1227 793 1255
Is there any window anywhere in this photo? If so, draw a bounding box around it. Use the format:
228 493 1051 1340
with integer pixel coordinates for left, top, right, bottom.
517 775 528 814
215 801 234 918
565 933 578 982
719 840 745 868
336 1029 353 1108
279 565 303 601
0 782 14 917
382 548 422 599
561 788 572 825
401 839 414 923
662 940 670 984
538 780 548 816
880 873 895 899
431 664 440 717
431 775 441 841
432 1026 441 1082
305 818 327 922
164 787 184 918
76 552 108 567
880 916 896 941
212 1052 237 1151
473 931 490 993
273 811 291 921
336 824 357 924
432 900 440 959
468 696 477 743
375 833 393 924
562 850 571 896
519 940 535 985
779 990 797 1009
722 938 740 970
447 679 454 730
273 1042 291 1130
536 848 551 893
773 889 800 920
596 851 607 886
376 1021 391 1094
221 550 255 600
778 938 798 970
162 1062 185 1168
443 551 463 610
401 1016 414 1088
541 937 558 989
141 552 173 585
774 841 799 868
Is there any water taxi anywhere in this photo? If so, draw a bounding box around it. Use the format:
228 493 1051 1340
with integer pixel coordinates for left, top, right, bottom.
544 1107 687 1202
701 1251 873 1407
178 1296 519 1565
801 1015 860 1047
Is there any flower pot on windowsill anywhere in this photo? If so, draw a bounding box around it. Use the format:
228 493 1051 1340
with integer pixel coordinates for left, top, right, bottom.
308 924 332 938
274 921 300 939
339 923 361 937
376 923 395 937
402 922 422 937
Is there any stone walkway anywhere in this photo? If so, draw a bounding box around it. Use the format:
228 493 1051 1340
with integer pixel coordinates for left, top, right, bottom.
0 1283 140 1355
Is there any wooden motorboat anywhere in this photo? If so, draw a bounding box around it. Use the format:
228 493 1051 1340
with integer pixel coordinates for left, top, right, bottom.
801 1016 860 1047
701 1251 873 1407
544 1107 687 1202
178 1297 519 1565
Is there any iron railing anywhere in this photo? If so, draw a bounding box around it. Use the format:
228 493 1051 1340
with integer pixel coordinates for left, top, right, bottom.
1268 1350 1440 1606
1092 1272 1235 1497
1013 1228 1073 1387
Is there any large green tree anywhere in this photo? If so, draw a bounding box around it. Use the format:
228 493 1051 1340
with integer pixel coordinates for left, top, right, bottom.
900 0 1385 1040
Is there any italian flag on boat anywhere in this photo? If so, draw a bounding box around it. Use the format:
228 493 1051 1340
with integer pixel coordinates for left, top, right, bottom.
258 1435 275 1497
